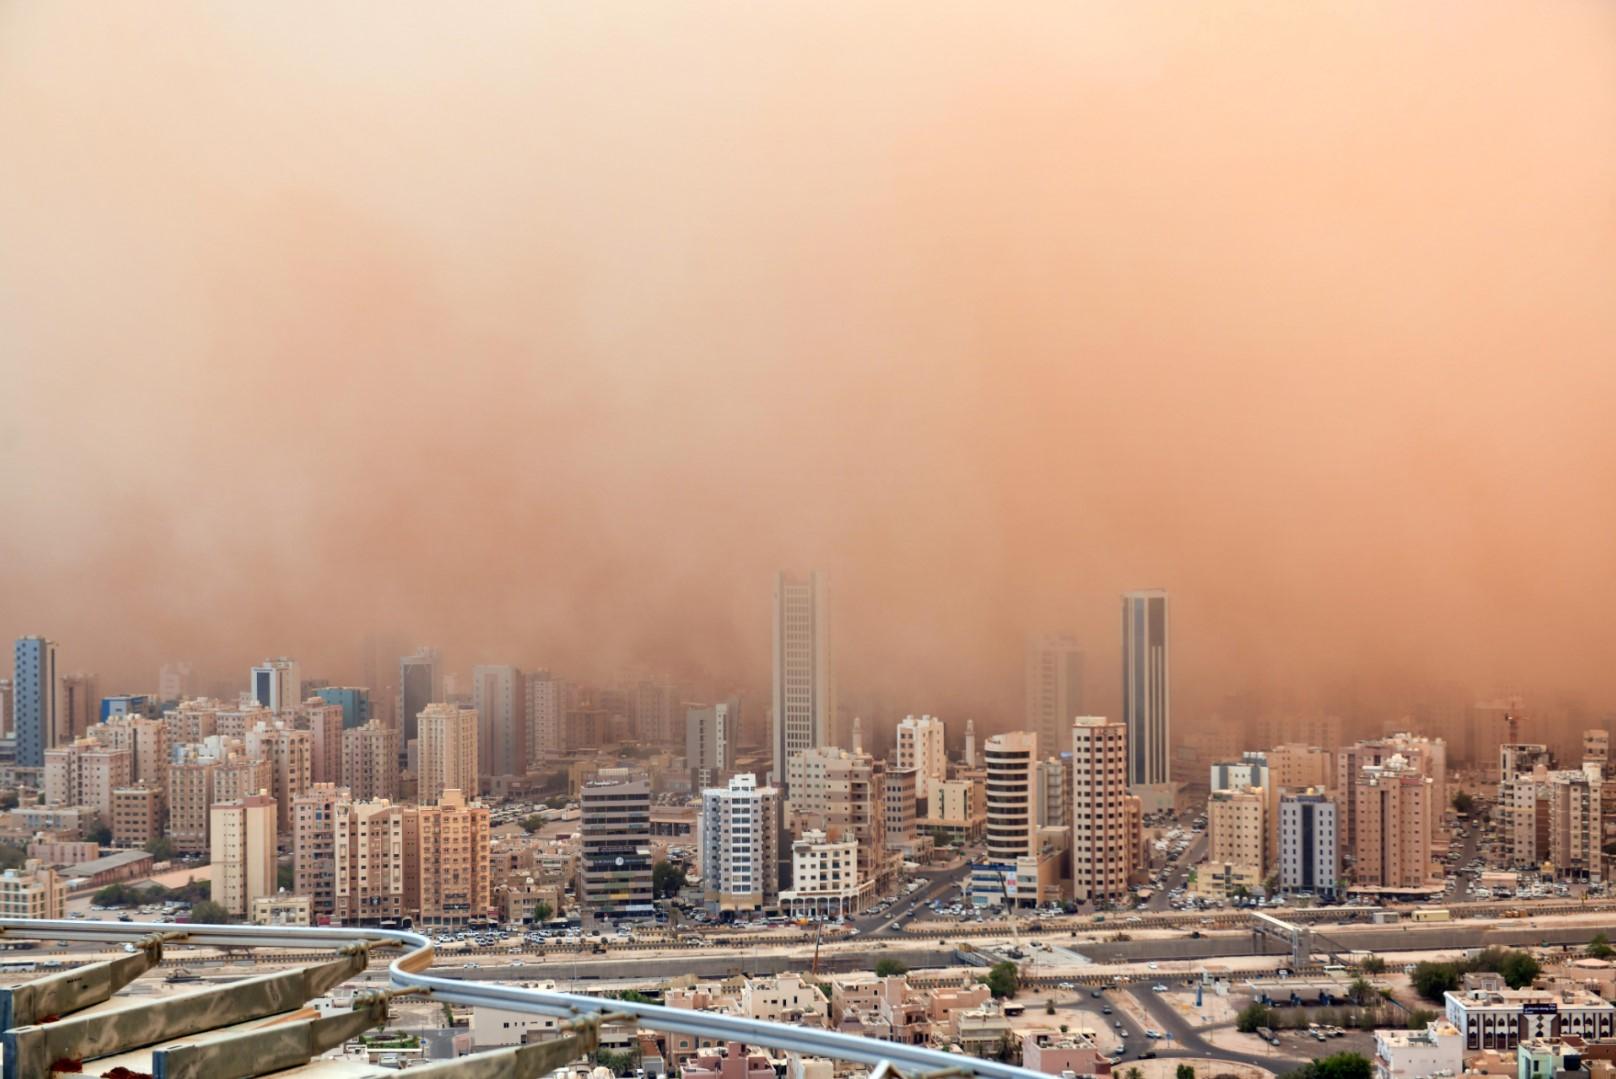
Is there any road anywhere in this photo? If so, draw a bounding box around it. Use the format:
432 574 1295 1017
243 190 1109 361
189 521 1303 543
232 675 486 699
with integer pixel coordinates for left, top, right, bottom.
1128 985 1303 1074
854 862 973 936
1145 830 1208 911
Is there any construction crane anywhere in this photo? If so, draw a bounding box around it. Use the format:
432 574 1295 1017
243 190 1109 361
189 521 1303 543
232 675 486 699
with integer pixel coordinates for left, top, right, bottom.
811 917 825 976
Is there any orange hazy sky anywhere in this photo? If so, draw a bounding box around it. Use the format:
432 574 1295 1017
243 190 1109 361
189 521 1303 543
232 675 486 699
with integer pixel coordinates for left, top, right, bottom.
1 3 1613 723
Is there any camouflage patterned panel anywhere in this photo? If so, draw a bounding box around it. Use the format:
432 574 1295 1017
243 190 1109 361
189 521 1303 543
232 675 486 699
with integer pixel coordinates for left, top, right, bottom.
403 1029 597 1078
2 946 369 1079
0 932 165 1029
152 998 388 1079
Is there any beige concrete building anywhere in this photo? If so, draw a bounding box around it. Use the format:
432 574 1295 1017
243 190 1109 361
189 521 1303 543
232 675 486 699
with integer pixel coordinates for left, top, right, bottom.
213 748 273 805
162 697 220 744
895 715 947 804
96 715 170 795
416 788 491 925
303 700 345 785
292 782 346 916
334 798 417 924
210 793 278 918
166 755 218 854
1207 786 1267 877
925 776 986 842
417 703 479 805
44 738 133 817
251 893 312 926
700 773 779 912
0 859 65 919
883 767 917 851
1353 754 1433 890
1266 742 1334 864
340 720 400 802
111 785 162 847
246 722 312 833
1071 717 1132 902
1026 634 1085 760
780 829 867 916
785 747 888 891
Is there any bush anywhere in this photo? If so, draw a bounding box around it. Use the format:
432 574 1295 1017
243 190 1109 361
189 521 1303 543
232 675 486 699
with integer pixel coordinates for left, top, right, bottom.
189 899 232 924
1406 1009 1437 1031
1177 1066 1196 1079
983 961 1019 999
874 958 908 978
1411 961 1461 1002
1359 954 1387 974
1236 1003 1271 1033
1452 791 1476 816
1590 933 1614 960
1292 1053 1372 1079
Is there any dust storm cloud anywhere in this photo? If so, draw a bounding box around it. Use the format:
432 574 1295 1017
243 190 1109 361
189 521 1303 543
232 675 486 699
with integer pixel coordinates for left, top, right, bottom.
1 3 1613 727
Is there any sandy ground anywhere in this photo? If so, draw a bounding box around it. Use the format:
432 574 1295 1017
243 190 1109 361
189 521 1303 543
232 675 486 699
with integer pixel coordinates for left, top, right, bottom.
1123 1057 1277 1079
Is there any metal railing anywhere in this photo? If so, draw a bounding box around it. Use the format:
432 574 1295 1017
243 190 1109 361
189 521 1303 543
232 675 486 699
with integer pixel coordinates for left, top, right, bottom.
0 917 1051 1079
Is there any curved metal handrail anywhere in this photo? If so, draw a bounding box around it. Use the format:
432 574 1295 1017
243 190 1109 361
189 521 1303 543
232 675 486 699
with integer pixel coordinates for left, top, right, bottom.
0 917 1051 1079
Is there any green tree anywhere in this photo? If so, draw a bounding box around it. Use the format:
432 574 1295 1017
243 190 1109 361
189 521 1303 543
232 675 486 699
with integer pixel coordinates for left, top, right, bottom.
0 843 27 871
983 961 1019 999
652 860 687 899
1125 1069 1143 1079
144 836 176 861
616 989 657 1005
1293 1053 1372 1079
1452 791 1476 817
1496 950 1541 989
1236 1003 1271 1033
1589 933 1614 960
594 1049 638 1075
1410 961 1461 1002
277 864 295 891
1177 1066 1197 1079
1406 1009 1437 1031
1348 976 1376 1006
1359 954 1387 974
533 901 554 923
189 899 233 924
521 815 545 833
86 815 113 845
874 958 908 978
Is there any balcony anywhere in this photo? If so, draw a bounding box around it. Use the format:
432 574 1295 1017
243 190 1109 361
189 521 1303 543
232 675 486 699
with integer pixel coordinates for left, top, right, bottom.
0 916 1053 1079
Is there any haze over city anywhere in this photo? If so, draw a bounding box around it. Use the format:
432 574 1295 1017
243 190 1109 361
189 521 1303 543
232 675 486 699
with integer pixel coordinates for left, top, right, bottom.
4 3 1615 727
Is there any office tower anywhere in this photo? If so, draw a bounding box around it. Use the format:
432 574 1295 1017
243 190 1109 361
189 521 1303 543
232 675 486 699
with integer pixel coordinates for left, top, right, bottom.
14 635 59 768
1026 635 1084 759
341 720 400 802
416 788 491 925
1353 755 1433 890
249 658 300 713
168 754 219 854
0 678 10 739
246 722 312 833
1210 751 1269 793
1279 789 1339 900
884 768 918 851
687 701 737 791
417 702 478 805
58 673 97 741
210 793 278 918
525 670 566 765
293 783 346 916
334 798 416 924
1070 718 1131 902
111 786 161 846
700 774 780 912
1207 787 1266 874
471 665 526 779
1122 591 1171 788
304 700 344 785
157 661 193 703
772 570 833 795
784 747 888 889
578 769 655 920
982 732 1039 866
314 686 371 730
398 647 440 748
964 718 976 768
895 715 947 804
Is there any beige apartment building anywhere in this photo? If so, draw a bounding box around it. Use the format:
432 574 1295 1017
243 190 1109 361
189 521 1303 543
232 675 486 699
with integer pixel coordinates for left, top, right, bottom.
341 720 400 802
246 722 312 832
786 747 888 890
1353 755 1433 890
292 783 345 916
417 788 491 925
0 860 65 919
333 798 418 924
883 768 917 851
111 785 162 846
417 703 479 805
96 715 170 794
44 738 133 817
210 793 278 918
304 700 345 785
1071 717 1132 902
167 756 218 853
895 715 947 804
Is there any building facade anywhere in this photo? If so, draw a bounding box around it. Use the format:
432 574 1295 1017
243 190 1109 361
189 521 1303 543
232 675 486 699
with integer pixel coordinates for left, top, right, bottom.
1121 591 1170 788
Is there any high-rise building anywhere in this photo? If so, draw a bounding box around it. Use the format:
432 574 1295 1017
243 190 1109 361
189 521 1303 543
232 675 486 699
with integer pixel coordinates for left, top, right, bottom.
471 665 526 779
1353 755 1433 890
416 788 492 925
167 754 218 854
525 670 566 766
578 769 654 920
883 767 918 852
0 677 11 739
398 647 440 749
784 747 887 890
1122 591 1171 788
417 703 478 805
313 686 371 730
292 783 345 916
157 661 193 704
687 701 737 791
44 739 132 817
1279 789 1339 900
341 720 400 802
334 798 416 924
1026 635 1084 759
58 673 97 742
895 715 947 804
14 635 59 768
964 718 976 768
700 774 780 912
1585 730 1610 766
210 793 278 918
303 700 345 785
249 658 301 713
1338 733 1446 849
95 714 170 794
1210 751 1269 793
772 570 833 795
1207 787 1266 875
982 732 1039 866
1070 718 1132 903
246 722 312 833
1266 743 1334 867
1036 757 1067 828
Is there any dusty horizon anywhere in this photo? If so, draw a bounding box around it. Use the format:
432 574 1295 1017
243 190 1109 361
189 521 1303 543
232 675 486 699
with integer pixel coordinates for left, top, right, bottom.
2 4 1614 731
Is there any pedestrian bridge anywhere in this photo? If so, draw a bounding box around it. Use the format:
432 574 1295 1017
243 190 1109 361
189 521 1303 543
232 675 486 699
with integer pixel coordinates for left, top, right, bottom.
0 916 1049 1079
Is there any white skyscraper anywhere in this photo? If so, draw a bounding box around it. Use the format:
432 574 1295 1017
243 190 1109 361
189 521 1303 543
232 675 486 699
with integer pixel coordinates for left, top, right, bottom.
1026 634 1084 759
701 773 780 912
772 570 833 797
1121 590 1171 788
895 715 947 803
249 658 301 713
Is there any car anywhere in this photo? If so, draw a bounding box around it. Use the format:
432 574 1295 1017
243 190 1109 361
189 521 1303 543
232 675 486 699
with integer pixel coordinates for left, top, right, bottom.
1102 1005 1113 1014
1152 984 1168 992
